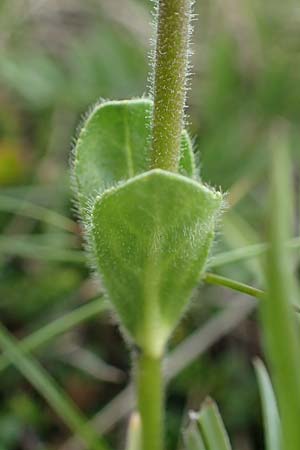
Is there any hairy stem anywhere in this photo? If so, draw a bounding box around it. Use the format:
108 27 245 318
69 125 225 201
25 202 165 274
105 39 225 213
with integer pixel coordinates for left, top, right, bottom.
136 352 164 450
137 1 192 447
150 0 193 171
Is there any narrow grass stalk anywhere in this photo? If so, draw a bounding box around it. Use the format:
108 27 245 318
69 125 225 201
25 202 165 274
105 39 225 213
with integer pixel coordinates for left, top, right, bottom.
203 272 265 300
203 272 300 313
125 412 142 450
136 352 164 450
0 296 107 373
261 134 300 450
198 398 232 450
0 323 108 450
0 235 85 263
0 194 76 232
209 236 300 269
150 0 193 171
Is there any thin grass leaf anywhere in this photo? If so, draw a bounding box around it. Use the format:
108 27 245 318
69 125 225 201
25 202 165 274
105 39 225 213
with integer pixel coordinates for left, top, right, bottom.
203 272 264 300
0 295 108 373
0 323 108 450
0 235 85 263
125 412 142 450
254 359 282 450
203 272 300 313
261 131 300 450
222 210 262 278
209 236 300 269
197 398 232 450
0 194 75 232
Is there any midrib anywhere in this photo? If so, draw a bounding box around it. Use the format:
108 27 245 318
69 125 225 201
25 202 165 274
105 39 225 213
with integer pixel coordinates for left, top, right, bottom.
123 108 135 178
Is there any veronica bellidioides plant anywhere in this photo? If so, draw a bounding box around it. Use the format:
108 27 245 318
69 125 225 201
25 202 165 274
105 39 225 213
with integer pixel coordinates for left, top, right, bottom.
73 1 223 449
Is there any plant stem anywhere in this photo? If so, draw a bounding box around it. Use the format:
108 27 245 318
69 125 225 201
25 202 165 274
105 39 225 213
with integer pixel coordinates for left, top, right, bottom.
150 0 193 172
136 351 164 450
203 272 300 313
203 272 265 300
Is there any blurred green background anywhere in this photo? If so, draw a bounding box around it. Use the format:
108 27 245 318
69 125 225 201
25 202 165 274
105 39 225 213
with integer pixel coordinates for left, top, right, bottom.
0 0 299 449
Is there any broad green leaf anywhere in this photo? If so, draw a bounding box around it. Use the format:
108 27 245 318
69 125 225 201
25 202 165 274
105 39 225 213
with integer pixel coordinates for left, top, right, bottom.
183 420 206 450
73 98 195 213
91 170 222 356
197 398 232 450
254 359 282 450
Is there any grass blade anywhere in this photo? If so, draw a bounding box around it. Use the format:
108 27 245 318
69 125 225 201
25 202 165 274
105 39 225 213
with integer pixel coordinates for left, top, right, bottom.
0 323 108 450
203 272 300 314
0 235 85 263
261 132 300 450
222 210 262 278
0 194 75 232
125 412 142 450
254 359 282 450
203 272 264 300
197 398 232 450
183 419 206 450
209 236 300 268
0 296 108 373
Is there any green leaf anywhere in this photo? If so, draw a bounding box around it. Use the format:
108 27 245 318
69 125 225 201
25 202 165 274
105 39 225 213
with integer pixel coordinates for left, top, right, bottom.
183 420 206 450
254 359 282 450
197 398 232 450
73 98 195 213
92 169 222 356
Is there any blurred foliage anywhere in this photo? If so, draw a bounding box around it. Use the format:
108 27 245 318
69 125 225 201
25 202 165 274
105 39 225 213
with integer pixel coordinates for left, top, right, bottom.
0 0 299 449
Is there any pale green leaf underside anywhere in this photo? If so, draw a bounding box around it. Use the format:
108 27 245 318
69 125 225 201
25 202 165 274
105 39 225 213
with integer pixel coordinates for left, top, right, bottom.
92 170 222 355
73 99 195 213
